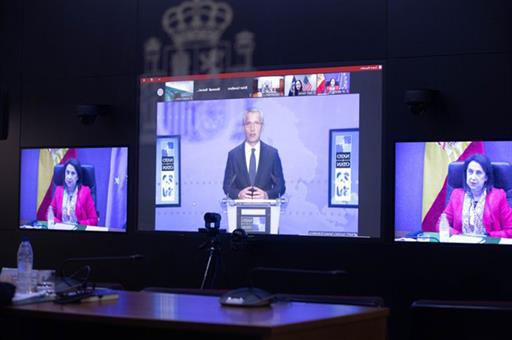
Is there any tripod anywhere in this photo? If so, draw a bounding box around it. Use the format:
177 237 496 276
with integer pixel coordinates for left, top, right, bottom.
199 232 221 289
199 212 223 289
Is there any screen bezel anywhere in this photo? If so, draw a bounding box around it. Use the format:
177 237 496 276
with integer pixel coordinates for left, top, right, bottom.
18 144 130 234
393 139 512 246
137 62 384 241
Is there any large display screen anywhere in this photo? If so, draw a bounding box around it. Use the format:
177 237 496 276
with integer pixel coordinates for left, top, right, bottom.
139 65 382 237
19 147 128 232
395 141 512 245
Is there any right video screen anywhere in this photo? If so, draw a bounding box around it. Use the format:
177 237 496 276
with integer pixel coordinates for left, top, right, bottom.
395 141 512 245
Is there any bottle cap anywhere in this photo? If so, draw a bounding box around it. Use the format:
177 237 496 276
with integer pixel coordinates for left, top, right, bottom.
21 236 30 242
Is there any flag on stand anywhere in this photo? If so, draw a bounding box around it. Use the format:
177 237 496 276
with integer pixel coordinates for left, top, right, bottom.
316 74 325 94
421 141 485 231
105 147 128 229
303 76 312 92
36 148 77 221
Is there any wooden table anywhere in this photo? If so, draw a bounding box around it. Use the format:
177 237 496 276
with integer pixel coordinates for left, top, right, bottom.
1 290 389 339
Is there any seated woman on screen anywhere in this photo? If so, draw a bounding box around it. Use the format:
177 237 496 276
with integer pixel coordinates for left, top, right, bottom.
288 79 303 96
438 153 512 238
325 78 340 94
294 79 303 95
49 158 98 226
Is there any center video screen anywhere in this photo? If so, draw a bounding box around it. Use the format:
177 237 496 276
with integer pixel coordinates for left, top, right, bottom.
139 65 383 237
19 147 128 232
395 141 512 245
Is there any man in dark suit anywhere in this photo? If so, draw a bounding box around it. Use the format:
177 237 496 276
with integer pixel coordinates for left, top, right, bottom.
223 109 285 199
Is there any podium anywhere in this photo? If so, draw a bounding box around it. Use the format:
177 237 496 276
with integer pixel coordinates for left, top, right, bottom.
223 198 285 234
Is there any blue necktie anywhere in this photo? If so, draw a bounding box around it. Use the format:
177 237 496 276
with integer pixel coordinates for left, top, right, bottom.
249 148 256 185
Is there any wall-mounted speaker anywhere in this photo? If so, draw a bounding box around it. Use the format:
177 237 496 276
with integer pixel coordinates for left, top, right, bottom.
0 90 8 140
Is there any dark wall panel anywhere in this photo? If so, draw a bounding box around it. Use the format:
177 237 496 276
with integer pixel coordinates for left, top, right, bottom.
0 0 22 231
245 0 387 66
20 75 136 146
384 52 512 141
388 0 512 57
23 0 138 77
138 0 387 75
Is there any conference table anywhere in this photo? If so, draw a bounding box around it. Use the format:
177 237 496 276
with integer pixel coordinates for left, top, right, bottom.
1 290 389 339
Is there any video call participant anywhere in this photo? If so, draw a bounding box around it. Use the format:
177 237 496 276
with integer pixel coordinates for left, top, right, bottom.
287 80 297 96
223 109 286 200
49 158 98 226
325 78 340 94
288 79 303 96
438 153 512 238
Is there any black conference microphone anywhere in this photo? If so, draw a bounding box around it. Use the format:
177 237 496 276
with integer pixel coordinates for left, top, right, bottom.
0 282 15 306
62 254 144 263
57 254 144 294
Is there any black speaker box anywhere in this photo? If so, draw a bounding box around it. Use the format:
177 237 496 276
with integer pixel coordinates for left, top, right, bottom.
0 282 15 305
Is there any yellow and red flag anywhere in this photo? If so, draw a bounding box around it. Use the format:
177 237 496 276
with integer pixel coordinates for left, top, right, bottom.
36 148 77 221
316 73 325 94
421 141 484 231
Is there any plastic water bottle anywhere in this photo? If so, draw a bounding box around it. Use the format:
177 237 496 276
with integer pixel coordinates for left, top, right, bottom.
47 206 54 228
16 237 34 294
439 213 450 243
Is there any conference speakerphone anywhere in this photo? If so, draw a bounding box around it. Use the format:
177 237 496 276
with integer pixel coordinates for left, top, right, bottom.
220 287 273 307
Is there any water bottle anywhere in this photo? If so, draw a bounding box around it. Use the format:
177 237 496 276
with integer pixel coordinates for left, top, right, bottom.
439 213 450 242
47 206 54 228
16 237 34 294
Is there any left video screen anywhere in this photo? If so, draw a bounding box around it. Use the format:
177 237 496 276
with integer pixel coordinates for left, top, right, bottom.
19 147 128 232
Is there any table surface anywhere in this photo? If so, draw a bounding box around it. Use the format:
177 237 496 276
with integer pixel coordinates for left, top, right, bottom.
4 290 389 336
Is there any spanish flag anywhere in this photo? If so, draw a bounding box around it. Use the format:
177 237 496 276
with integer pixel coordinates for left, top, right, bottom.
421 141 484 231
316 73 325 94
36 148 77 221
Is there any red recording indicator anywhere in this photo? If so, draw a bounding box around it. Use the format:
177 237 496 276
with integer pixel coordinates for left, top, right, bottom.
140 65 383 84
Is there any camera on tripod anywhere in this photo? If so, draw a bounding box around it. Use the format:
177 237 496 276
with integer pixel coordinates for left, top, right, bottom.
203 212 221 235
198 212 223 289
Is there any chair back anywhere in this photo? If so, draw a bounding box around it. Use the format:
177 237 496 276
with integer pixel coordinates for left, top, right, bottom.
53 164 97 211
446 161 512 207
410 299 512 340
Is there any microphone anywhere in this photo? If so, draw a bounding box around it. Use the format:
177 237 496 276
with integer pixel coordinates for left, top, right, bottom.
57 254 144 293
248 267 347 291
62 254 144 263
270 173 277 184
231 228 248 251
228 174 238 199
229 173 237 186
